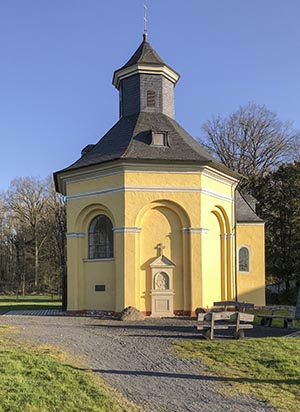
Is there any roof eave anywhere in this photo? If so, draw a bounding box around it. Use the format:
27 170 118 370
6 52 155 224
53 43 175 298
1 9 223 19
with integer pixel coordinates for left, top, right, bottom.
236 220 265 225
54 157 239 196
112 63 180 89
53 170 64 195
208 160 241 181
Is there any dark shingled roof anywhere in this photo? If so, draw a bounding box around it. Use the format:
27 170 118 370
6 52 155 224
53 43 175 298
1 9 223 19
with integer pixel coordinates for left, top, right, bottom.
118 35 166 70
58 112 231 173
236 191 263 223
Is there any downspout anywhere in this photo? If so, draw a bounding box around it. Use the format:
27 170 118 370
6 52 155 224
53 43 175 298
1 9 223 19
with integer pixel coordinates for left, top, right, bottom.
234 183 238 302
233 177 247 302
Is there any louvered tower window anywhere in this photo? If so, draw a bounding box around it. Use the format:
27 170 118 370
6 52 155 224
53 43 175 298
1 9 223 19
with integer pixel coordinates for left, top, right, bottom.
147 90 156 107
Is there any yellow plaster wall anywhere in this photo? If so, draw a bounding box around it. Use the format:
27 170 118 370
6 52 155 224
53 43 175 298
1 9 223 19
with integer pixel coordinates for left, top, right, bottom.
66 188 124 311
201 215 222 307
63 164 264 314
124 170 200 227
236 224 266 306
66 172 124 196
200 184 236 308
200 174 236 201
83 260 115 310
124 171 201 188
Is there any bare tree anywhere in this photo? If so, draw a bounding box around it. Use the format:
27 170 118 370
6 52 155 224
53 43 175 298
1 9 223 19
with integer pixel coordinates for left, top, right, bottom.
201 103 298 184
44 177 66 302
5 177 47 288
290 135 300 163
0 176 66 296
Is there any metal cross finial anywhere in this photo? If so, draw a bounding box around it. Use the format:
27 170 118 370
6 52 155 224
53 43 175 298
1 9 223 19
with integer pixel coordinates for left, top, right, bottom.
156 242 165 257
143 0 148 40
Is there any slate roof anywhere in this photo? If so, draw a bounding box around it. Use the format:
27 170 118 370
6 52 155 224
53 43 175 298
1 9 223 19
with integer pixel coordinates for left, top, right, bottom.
117 35 167 70
57 112 236 175
236 191 264 223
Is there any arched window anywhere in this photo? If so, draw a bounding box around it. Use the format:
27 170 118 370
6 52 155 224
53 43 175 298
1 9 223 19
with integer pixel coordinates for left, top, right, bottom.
88 215 113 259
239 247 249 272
147 90 156 107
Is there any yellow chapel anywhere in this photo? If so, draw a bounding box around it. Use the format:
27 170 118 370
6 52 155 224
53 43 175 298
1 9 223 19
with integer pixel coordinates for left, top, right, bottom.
54 34 265 316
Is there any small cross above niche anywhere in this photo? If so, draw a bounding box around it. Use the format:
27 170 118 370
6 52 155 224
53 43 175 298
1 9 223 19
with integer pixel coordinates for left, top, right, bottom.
155 242 165 257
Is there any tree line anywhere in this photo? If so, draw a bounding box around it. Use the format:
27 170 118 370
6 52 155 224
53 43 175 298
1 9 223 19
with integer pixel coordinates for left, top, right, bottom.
0 177 66 297
201 102 300 293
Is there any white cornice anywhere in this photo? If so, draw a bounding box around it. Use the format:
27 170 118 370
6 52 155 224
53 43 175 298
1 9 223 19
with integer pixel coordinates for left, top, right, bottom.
59 162 239 195
64 164 201 186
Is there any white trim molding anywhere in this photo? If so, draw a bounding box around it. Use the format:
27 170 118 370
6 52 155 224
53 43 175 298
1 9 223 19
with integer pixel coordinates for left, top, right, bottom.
66 232 85 238
220 233 235 239
201 167 239 186
113 227 142 234
200 188 233 203
67 187 123 201
66 185 233 203
183 227 209 234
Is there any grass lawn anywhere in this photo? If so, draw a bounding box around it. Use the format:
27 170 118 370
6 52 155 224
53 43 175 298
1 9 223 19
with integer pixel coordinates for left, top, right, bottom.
0 295 62 314
0 331 138 412
175 338 300 412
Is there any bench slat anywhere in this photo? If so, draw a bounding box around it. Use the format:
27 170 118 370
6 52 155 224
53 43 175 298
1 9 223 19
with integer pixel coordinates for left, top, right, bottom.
196 324 253 331
198 312 254 322
213 301 254 309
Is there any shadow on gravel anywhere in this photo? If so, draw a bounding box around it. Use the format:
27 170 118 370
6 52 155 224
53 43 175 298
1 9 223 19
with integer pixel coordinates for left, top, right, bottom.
118 334 201 339
73 367 300 385
84 322 294 339
85 323 197 333
84 323 202 339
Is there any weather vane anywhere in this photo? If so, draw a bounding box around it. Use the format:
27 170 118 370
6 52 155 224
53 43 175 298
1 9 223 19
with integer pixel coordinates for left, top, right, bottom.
144 0 148 39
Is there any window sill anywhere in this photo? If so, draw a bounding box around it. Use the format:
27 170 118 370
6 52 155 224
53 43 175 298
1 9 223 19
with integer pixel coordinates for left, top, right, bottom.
83 258 114 263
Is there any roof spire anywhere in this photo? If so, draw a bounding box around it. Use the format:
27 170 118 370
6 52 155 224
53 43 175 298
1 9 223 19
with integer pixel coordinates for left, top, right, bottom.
143 0 148 42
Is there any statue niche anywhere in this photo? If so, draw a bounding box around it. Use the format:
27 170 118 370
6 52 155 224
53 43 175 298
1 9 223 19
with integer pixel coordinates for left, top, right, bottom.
154 272 169 290
150 243 175 317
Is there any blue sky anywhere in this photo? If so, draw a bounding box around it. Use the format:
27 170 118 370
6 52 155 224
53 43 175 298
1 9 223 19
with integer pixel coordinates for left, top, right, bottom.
1 0 300 190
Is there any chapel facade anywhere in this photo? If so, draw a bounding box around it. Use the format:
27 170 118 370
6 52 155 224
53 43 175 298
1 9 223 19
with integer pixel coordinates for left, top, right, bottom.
54 35 265 315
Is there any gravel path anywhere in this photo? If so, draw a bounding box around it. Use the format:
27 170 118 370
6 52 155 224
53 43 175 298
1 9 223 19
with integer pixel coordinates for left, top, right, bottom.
1 314 286 412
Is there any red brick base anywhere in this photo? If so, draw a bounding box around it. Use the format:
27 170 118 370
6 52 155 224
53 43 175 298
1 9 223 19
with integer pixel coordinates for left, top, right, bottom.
141 310 196 317
66 309 196 317
66 310 118 317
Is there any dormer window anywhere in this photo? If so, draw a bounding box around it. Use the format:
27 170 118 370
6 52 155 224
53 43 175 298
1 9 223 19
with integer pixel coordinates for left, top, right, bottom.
147 90 156 107
151 131 168 147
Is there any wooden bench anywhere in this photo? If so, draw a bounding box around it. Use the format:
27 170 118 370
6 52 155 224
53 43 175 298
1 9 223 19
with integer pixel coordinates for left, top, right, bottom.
213 301 254 312
257 306 296 328
195 311 254 340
